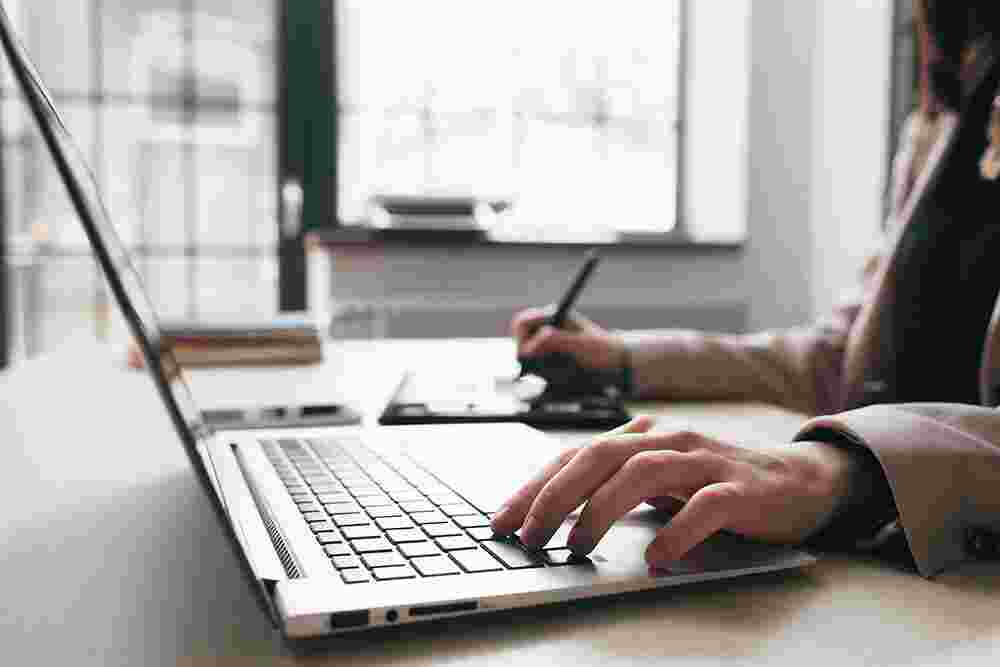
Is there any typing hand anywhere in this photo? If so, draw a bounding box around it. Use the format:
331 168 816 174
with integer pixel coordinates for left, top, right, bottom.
511 306 625 372
490 416 857 568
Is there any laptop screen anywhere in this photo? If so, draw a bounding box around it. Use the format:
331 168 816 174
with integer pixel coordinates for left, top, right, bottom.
0 7 220 493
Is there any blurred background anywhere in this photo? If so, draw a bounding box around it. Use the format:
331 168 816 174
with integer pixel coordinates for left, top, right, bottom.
0 0 918 367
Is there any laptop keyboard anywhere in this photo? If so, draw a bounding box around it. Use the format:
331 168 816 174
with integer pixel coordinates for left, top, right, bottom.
260 436 588 584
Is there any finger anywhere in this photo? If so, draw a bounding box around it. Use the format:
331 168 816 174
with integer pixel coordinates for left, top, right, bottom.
511 306 554 341
644 482 741 566
644 496 686 513
568 449 725 554
491 416 655 536
518 418 659 548
520 326 590 359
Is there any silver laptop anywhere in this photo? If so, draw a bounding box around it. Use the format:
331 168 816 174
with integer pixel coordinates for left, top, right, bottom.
0 7 816 640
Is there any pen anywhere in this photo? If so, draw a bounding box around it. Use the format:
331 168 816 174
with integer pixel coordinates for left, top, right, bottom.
515 249 601 381
548 248 601 329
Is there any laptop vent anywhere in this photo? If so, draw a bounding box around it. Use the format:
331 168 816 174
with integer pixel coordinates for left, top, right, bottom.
230 444 302 579
259 508 301 579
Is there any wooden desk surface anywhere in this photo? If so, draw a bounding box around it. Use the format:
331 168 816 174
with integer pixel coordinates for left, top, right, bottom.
2 338 998 666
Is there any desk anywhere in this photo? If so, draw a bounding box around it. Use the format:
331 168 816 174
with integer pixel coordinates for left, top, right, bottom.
2 338 999 666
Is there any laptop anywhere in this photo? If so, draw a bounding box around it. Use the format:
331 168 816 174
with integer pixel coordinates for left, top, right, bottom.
0 8 816 640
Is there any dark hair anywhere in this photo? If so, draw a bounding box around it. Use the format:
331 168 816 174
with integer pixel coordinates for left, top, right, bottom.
916 0 1000 110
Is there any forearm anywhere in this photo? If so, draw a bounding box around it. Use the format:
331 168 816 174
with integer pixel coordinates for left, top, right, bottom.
625 327 848 416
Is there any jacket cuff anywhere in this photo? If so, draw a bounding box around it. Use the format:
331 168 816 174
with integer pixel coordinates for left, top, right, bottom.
794 405 969 577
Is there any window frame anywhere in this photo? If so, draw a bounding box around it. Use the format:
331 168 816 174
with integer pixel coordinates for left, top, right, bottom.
309 0 703 249
0 110 7 369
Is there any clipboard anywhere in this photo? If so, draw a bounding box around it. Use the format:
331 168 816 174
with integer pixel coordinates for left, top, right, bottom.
378 370 631 430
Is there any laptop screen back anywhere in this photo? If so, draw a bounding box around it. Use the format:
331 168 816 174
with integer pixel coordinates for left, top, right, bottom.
0 6 219 487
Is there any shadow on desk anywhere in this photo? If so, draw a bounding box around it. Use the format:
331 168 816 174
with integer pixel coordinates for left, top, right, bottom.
2 471 275 662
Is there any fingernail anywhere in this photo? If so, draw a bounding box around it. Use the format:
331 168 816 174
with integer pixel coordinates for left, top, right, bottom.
490 506 511 533
520 515 544 547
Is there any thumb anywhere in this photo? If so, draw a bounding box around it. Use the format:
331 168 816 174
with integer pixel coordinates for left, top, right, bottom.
607 414 656 437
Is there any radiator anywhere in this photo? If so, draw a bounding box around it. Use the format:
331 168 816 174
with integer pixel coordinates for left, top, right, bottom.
328 301 747 340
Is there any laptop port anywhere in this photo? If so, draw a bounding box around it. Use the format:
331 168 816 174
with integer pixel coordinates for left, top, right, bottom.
301 404 342 417
329 610 369 629
409 601 478 617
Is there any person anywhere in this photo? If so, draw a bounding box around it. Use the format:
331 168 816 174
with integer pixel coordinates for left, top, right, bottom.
491 0 1000 578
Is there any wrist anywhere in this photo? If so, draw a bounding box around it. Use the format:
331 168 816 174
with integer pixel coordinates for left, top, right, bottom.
794 430 899 549
782 441 858 536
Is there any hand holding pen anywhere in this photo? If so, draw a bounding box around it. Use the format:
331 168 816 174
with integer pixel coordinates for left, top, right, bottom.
512 250 628 376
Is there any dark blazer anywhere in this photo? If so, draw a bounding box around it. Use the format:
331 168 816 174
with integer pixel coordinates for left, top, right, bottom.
627 45 1000 577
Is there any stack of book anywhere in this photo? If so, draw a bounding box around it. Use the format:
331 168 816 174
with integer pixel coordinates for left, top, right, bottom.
129 315 323 368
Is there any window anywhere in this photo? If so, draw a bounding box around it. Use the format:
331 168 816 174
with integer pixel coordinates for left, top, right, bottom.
1 0 278 361
335 1 686 240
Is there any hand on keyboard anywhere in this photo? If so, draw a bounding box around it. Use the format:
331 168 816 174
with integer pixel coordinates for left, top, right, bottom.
489 416 858 569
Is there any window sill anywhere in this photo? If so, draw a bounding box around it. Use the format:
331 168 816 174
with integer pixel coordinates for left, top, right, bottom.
309 224 745 252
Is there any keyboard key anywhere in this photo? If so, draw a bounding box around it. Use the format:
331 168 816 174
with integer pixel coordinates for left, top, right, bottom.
350 537 393 553
348 486 384 497
324 502 361 515
341 569 370 584
304 474 335 485
315 531 342 544
376 516 413 531
309 521 336 533
316 493 352 504
387 529 427 544
466 527 496 541
302 511 328 523
400 500 435 513
544 549 592 566
310 483 345 494
482 541 545 569
399 542 441 558
450 549 503 573
436 535 477 551
409 511 448 525
372 565 417 581
339 474 370 485
341 525 382 540
439 503 478 517
367 506 403 519
454 514 490 528
390 491 425 503
411 556 460 577
425 493 463 506
362 552 408 568
377 481 413 492
413 483 449 496
324 543 353 557
423 523 463 538
333 513 370 527
331 555 361 569
295 502 320 513
357 495 394 508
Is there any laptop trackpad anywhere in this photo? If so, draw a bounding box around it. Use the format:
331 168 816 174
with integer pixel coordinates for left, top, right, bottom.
397 424 563 514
